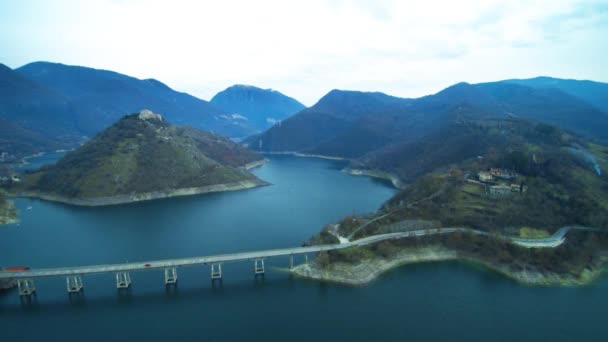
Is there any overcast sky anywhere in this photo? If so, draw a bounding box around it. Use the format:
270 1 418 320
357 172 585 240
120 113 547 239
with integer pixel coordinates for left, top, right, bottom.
1 0 607 105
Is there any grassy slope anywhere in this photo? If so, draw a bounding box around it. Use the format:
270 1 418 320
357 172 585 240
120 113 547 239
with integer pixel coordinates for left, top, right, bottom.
13 114 263 199
306 119 608 282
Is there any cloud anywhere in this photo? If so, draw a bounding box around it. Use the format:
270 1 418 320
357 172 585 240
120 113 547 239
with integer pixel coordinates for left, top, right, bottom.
0 0 606 105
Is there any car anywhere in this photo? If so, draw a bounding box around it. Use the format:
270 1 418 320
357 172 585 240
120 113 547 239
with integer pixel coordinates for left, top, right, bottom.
5 266 30 271
144 263 151 267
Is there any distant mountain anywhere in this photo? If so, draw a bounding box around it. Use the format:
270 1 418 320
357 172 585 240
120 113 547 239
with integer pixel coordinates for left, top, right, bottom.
210 84 305 133
0 118 71 162
470 81 608 140
245 90 418 157
11 110 266 206
247 80 608 162
16 61 252 137
0 63 81 158
501 76 608 113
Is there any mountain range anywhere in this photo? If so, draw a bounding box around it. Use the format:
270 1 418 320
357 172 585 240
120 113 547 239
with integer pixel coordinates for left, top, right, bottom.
3 59 608 179
0 61 305 159
246 77 608 182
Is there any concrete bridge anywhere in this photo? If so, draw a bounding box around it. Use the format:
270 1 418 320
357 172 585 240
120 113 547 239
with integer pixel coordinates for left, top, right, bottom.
0 226 596 297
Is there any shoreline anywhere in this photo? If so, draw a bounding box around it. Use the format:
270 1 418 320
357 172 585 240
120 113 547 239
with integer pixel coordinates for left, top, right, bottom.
259 153 406 190
289 246 607 287
261 151 348 161
14 179 270 207
257 152 404 188
342 168 404 189
243 158 269 170
19 149 72 165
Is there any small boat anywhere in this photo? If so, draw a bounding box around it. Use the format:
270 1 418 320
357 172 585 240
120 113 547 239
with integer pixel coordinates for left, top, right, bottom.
26 206 33 210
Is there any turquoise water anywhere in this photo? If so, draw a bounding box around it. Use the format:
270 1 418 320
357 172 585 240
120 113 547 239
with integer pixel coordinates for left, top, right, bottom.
1 156 608 341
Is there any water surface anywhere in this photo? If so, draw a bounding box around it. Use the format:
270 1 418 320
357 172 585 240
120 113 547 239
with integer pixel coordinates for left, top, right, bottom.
1 156 607 341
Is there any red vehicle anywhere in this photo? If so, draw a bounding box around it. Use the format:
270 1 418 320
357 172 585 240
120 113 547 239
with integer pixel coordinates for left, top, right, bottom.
5 266 30 271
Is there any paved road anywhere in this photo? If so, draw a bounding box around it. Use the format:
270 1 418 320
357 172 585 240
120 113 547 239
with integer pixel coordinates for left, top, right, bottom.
0 226 598 280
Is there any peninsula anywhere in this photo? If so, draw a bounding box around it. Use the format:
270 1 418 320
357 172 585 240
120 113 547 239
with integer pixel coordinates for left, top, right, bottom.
292 118 608 286
7 110 268 206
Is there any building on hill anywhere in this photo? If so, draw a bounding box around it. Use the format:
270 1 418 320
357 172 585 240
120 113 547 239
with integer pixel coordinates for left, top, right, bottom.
478 171 493 182
138 109 163 121
489 184 512 196
491 168 517 180
510 183 528 193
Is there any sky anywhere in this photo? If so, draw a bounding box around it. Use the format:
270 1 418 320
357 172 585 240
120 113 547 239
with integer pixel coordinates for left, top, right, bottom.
1 0 607 106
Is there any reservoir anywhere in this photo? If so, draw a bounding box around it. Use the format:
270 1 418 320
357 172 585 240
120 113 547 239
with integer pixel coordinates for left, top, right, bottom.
1 156 607 341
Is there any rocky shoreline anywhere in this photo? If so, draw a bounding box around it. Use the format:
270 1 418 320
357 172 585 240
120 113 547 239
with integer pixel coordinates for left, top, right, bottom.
342 168 404 189
0 200 18 225
243 158 269 170
290 246 607 287
0 279 17 292
15 179 269 207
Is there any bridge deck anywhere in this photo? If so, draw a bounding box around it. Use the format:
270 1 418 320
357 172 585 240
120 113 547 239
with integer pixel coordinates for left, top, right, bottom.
0 226 590 280
0 231 422 279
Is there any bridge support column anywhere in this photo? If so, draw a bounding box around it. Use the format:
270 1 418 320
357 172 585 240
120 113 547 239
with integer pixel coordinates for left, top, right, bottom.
211 263 223 280
66 275 84 293
116 272 131 289
254 258 265 275
289 255 294 269
164 268 178 285
304 254 308 264
17 279 36 296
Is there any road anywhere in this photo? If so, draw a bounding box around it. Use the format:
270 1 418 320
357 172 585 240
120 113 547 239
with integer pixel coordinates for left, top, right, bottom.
0 226 598 280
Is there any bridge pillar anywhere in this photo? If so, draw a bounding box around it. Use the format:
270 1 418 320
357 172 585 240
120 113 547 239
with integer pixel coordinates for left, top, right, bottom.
289 255 294 269
164 268 178 285
254 258 265 275
304 254 308 264
211 263 223 280
116 272 131 289
17 279 36 296
66 275 84 293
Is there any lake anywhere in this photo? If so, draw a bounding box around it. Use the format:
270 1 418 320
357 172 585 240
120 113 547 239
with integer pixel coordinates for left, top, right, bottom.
1 155 607 341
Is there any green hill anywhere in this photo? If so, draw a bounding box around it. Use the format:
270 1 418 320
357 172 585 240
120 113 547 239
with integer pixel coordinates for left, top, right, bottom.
348 118 608 233
10 110 267 206
303 119 608 285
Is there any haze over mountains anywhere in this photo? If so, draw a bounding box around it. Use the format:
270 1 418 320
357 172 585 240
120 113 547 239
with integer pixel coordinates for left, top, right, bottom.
0 61 305 159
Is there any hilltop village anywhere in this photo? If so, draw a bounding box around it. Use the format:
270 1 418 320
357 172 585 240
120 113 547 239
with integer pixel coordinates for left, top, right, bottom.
469 168 528 196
